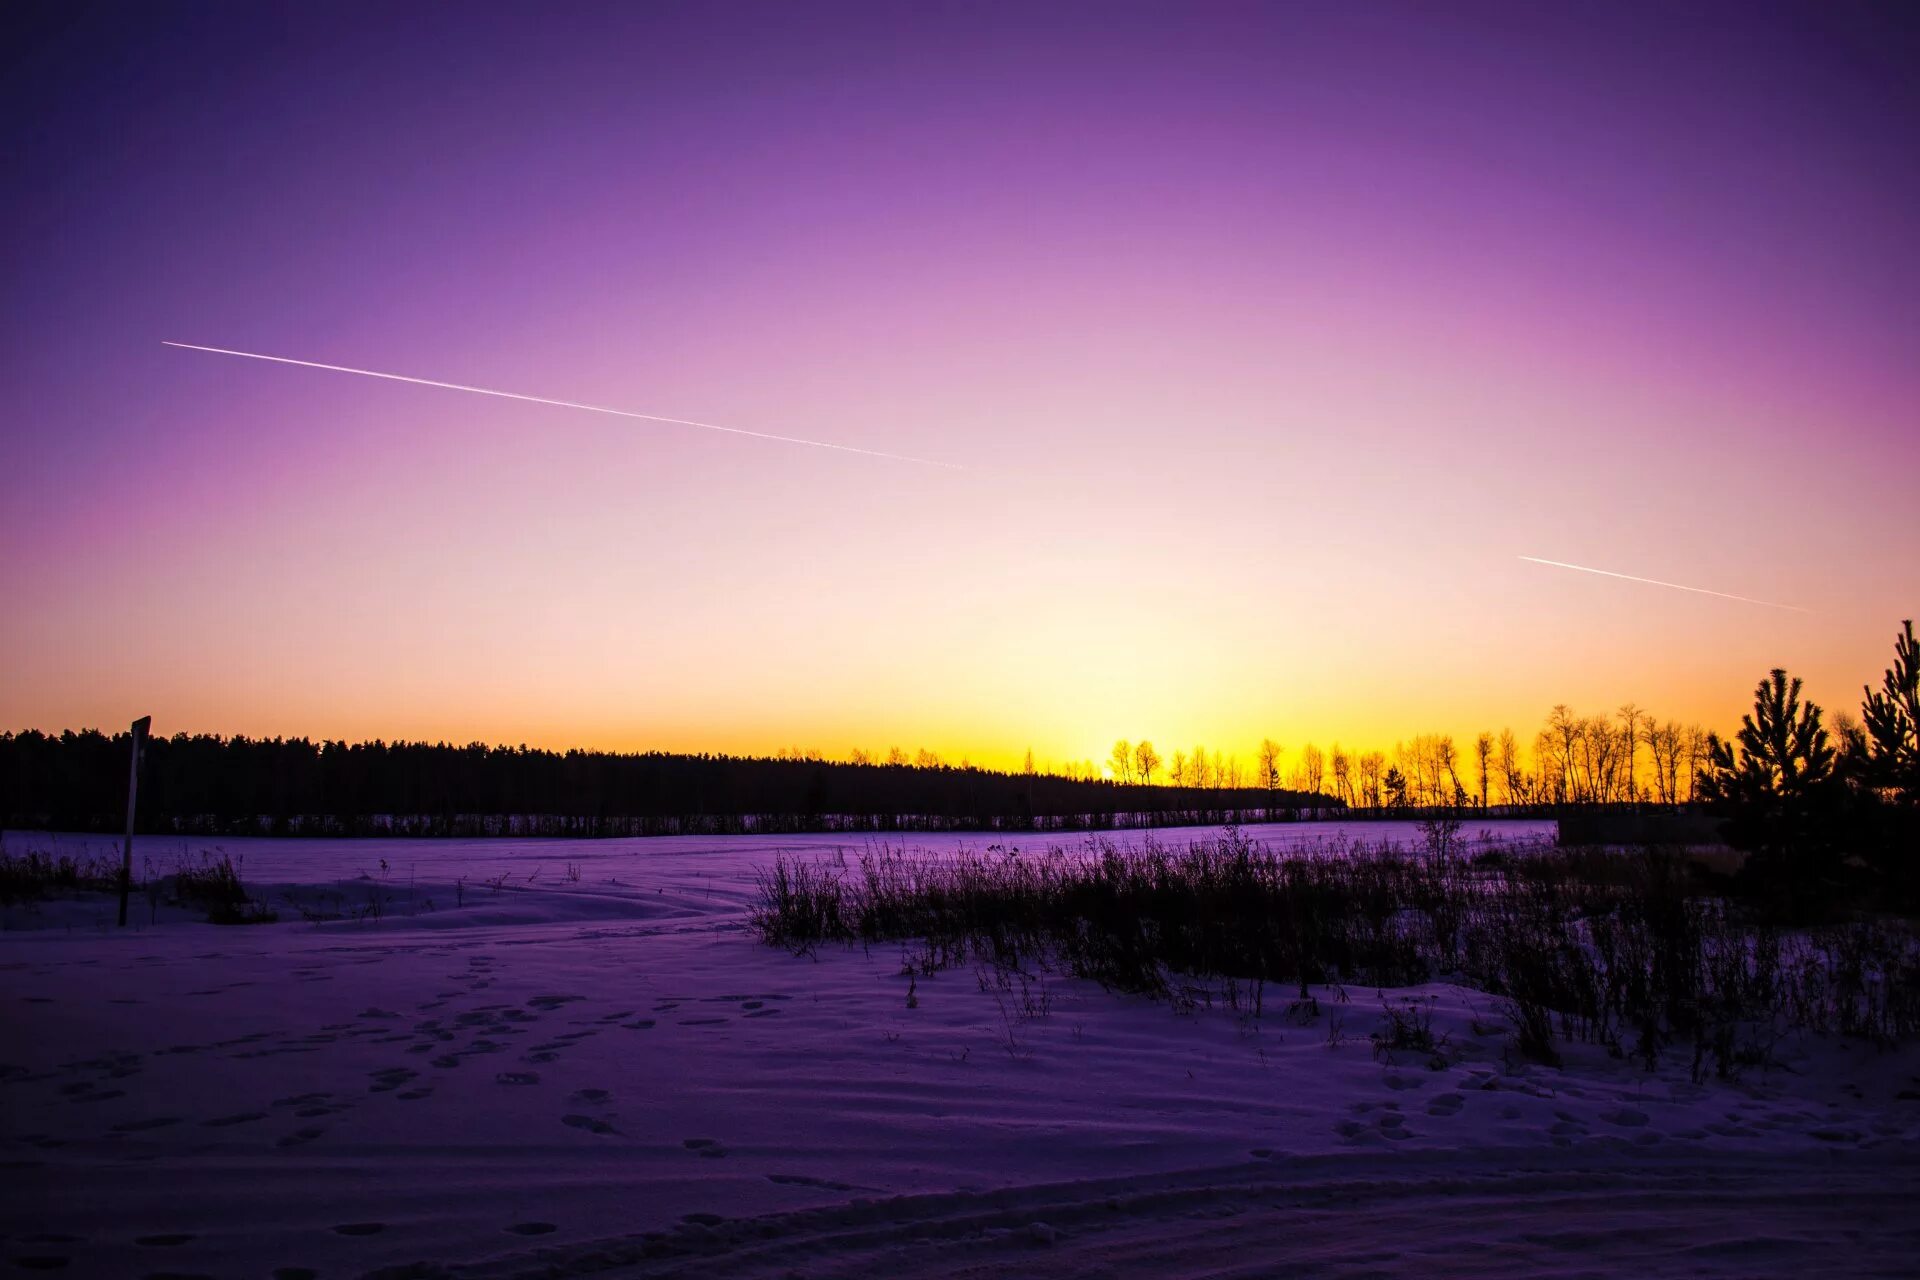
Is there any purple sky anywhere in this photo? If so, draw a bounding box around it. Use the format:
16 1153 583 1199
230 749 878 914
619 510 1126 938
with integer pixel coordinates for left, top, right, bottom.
3 3 1915 766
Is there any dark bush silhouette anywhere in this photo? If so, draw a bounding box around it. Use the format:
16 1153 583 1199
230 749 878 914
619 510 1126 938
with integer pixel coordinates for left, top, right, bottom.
753 833 1920 1072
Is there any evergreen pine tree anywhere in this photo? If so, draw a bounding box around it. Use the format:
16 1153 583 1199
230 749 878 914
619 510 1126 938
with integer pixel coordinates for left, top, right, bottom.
1861 620 1919 803
1699 668 1842 904
1859 619 1919 891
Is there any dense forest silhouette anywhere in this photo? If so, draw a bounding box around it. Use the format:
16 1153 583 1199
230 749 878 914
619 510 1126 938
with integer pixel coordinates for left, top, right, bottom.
0 732 1337 837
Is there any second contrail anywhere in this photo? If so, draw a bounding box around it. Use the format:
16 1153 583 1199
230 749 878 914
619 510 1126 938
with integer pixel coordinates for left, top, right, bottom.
1518 556 1807 612
162 341 964 470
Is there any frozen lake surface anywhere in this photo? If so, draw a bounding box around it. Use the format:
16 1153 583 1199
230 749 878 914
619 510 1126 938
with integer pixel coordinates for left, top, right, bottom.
7 816 1563 884
3 824 1917 1278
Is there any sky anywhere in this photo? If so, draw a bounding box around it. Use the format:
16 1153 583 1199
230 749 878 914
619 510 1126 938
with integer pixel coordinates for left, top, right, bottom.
3 2 1915 771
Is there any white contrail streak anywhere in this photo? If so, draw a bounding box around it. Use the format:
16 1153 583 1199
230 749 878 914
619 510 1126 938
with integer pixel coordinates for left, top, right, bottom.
1518 556 1807 613
162 341 964 470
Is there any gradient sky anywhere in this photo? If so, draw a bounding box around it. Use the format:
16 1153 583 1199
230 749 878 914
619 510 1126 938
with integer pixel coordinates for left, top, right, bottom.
3 2 1916 770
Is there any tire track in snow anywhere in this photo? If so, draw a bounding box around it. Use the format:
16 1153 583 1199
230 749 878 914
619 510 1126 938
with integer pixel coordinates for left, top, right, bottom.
439 1148 1920 1278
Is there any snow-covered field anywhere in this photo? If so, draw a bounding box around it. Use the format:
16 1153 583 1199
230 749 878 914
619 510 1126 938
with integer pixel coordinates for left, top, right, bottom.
4 822 1918 1279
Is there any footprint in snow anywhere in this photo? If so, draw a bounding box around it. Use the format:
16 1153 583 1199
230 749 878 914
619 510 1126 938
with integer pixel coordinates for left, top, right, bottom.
201 1112 267 1128
367 1067 417 1093
111 1117 180 1133
766 1173 864 1191
682 1137 727 1157
561 1115 617 1136
331 1222 386 1236
272 1092 332 1108
505 1222 557 1236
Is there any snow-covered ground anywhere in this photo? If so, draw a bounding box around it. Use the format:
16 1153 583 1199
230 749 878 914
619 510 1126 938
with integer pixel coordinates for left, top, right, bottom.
4 822 1917 1278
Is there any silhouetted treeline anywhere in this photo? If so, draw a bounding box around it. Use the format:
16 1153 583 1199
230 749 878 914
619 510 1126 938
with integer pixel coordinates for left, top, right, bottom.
1697 619 1920 913
0 732 1338 837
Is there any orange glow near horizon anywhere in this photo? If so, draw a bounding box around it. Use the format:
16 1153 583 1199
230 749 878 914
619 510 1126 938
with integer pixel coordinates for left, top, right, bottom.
6 544 1902 778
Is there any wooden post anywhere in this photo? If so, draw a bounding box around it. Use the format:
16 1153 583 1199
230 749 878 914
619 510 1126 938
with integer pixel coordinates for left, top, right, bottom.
117 716 151 928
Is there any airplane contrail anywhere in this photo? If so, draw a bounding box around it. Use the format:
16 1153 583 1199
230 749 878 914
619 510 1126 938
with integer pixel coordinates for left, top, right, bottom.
1518 556 1807 613
162 341 964 470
